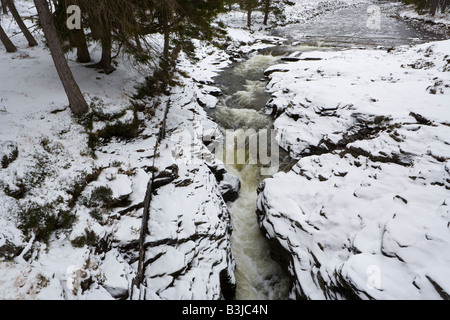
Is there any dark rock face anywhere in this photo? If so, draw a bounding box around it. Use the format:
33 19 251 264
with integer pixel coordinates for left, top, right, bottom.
0 238 23 261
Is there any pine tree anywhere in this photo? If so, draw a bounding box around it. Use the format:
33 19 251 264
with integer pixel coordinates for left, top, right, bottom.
442 0 448 13
52 1 91 63
240 0 260 28
5 0 38 47
33 0 89 115
225 0 236 10
263 0 271 25
67 0 147 74
430 0 439 15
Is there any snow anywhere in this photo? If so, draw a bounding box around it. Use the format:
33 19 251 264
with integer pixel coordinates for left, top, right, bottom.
267 41 450 158
258 39 450 299
102 249 133 299
0 0 238 300
1 0 449 301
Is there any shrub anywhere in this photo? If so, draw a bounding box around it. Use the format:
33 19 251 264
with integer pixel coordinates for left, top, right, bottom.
18 201 77 243
83 186 114 209
71 229 99 248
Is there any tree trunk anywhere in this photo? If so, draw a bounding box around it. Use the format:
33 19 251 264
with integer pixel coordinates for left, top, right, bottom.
0 25 17 52
263 0 270 26
33 0 89 115
134 34 143 53
1 0 8 14
163 23 170 62
430 0 439 15
6 0 38 47
99 30 114 74
68 27 91 63
442 0 448 13
247 9 252 28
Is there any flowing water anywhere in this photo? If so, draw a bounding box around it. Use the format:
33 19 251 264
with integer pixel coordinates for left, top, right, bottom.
213 55 291 300
208 1 447 300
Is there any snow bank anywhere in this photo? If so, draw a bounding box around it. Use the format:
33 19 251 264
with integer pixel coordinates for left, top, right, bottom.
258 39 450 299
0 0 237 300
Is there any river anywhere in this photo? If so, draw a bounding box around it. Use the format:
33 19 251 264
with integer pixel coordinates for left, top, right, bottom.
209 1 446 300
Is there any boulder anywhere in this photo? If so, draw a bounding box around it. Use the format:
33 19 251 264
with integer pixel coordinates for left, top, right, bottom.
219 173 241 203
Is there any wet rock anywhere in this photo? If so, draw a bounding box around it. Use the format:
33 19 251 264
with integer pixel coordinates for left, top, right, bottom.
207 163 241 203
219 173 241 203
207 163 228 182
220 268 237 300
153 164 179 191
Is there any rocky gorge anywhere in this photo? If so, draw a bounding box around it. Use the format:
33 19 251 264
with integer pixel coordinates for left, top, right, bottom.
1 0 449 301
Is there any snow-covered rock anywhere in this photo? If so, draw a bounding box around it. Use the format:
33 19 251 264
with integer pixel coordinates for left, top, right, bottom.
257 40 450 300
102 249 132 299
219 173 241 203
0 0 238 300
132 86 237 300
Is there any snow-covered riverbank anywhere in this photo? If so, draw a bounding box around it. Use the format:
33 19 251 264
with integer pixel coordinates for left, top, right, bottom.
258 38 450 299
0 0 239 299
2 0 448 300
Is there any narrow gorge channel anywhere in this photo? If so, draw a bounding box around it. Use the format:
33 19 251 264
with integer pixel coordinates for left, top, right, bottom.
205 1 446 300
212 54 291 300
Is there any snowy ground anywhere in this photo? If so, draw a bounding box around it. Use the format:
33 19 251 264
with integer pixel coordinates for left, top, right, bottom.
3 0 447 301
0 0 238 300
258 39 450 299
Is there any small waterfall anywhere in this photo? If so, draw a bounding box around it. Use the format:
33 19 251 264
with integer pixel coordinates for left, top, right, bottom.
211 54 291 300
223 129 290 300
